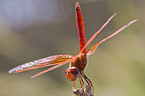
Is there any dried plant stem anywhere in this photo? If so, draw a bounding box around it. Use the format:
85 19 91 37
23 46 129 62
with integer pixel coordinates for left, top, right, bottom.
73 85 93 96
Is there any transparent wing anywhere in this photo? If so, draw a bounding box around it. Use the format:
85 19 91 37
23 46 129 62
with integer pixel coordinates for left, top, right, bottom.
78 13 116 55
87 19 137 55
9 55 73 74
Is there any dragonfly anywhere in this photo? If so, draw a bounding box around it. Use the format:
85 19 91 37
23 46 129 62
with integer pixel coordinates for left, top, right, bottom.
9 2 137 95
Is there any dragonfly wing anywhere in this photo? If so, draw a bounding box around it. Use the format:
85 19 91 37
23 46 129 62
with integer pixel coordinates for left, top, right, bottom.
87 19 137 55
79 13 116 55
86 45 97 55
9 55 73 73
31 63 66 78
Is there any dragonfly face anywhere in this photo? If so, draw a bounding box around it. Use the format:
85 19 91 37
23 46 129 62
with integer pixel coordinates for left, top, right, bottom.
65 54 87 81
65 66 80 81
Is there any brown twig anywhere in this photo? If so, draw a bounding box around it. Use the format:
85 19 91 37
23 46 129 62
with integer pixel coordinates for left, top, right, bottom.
73 85 93 96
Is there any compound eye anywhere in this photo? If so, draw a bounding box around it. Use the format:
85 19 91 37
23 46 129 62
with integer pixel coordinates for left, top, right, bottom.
65 67 80 81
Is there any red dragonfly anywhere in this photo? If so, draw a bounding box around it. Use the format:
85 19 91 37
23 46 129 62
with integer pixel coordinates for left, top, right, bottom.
9 2 137 94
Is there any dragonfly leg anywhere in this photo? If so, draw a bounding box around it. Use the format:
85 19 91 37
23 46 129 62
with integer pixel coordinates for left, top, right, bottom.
73 78 84 96
79 76 84 89
72 77 84 90
81 73 94 95
73 77 84 96
72 79 77 90
73 75 94 96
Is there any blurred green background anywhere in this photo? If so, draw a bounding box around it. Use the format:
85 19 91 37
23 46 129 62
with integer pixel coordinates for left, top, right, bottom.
0 0 143 96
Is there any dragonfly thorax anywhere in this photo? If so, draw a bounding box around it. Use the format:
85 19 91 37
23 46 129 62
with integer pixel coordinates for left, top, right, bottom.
71 54 87 72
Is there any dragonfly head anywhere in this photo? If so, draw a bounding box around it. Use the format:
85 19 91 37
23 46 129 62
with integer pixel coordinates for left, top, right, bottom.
65 67 80 81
